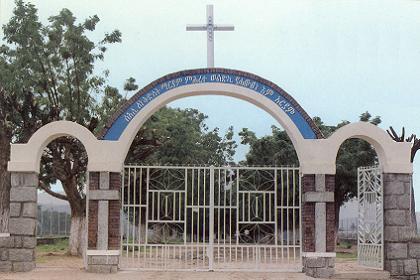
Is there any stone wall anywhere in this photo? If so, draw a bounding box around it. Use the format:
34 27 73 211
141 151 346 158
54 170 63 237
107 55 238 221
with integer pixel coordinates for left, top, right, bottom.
303 257 335 278
384 173 418 279
86 254 119 273
385 238 420 279
0 173 38 272
0 235 12 272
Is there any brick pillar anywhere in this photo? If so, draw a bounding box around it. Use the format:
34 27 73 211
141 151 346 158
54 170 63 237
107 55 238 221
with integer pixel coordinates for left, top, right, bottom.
2 173 38 272
383 173 418 278
86 171 120 273
301 174 336 278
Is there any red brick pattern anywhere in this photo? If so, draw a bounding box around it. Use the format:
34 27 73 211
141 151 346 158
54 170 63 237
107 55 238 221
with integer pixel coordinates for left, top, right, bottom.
88 172 121 250
108 172 121 249
302 174 315 192
88 200 98 249
326 203 336 252
302 175 316 252
302 202 316 252
89 172 99 190
88 172 99 249
326 175 336 252
302 174 336 252
109 172 121 190
325 175 335 192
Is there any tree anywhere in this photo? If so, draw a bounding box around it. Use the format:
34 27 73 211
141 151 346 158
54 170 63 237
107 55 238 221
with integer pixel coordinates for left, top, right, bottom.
239 126 298 166
334 112 381 232
126 107 237 165
239 112 380 230
0 1 121 255
121 106 237 242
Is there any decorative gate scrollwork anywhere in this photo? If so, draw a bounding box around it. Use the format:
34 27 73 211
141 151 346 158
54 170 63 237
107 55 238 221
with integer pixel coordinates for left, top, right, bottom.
357 166 384 269
120 165 301 271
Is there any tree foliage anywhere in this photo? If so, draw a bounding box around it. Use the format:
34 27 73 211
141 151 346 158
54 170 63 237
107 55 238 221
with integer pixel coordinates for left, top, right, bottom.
0 1 238 244
239 126 298 166
126 107 237 166
239 112 381 227
0 0 121 253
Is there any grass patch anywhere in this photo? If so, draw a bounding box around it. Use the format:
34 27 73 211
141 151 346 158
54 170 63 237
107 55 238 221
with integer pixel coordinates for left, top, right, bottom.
36 238 68 254
337 241 353 249
336 252 357 259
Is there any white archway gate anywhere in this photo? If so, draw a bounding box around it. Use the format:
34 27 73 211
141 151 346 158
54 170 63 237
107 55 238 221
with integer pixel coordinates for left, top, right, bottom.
357 166 384 269
5 68 413 277
120 165 302 271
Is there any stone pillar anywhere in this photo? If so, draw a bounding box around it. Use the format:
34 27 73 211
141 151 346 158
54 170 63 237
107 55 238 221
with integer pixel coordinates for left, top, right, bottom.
3 173 38 272
383 173 418 278
0 233 13 272
302 174 336 278
86 171 120 273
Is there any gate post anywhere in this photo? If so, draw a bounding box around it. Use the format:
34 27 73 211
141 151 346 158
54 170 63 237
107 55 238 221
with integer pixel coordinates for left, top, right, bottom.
0 172 38 272
86 171 121 273
208 165 215 271
301 174 336 278
383 173 418 278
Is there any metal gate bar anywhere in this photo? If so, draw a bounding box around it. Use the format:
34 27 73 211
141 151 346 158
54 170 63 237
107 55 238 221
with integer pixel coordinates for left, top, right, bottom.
357 166 384 269
120 165 301 271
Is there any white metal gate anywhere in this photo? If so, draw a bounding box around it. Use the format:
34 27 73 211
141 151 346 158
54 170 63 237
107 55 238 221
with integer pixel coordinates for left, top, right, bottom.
357 166 384 269
120 165 302 271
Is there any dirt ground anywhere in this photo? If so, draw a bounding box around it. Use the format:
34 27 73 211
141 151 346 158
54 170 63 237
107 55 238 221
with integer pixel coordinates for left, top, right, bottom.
0 252 390 280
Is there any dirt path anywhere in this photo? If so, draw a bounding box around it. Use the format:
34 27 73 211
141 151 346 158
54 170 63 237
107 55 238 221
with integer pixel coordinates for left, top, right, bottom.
0 256 390 280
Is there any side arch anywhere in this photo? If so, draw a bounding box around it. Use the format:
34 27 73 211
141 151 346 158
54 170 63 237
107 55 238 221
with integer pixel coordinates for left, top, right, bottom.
8 121 98 172
326 122 412 174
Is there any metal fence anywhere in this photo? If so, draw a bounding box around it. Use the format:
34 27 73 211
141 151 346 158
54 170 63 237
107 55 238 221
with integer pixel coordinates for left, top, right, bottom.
37 206 71 237
120 165 302 272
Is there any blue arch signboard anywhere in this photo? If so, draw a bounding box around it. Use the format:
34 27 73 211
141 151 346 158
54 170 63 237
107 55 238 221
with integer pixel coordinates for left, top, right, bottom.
102 69 321 141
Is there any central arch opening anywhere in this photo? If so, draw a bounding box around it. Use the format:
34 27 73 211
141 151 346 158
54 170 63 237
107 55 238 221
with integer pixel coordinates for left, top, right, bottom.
118 94 302 272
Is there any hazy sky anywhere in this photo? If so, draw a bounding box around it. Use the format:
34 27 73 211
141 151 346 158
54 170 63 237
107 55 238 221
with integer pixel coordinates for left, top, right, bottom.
1 0 420 206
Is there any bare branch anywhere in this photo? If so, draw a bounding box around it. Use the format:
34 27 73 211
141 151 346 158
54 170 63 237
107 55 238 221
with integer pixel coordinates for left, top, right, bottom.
387 126 420 163
387 126 404 142
39 180 68 201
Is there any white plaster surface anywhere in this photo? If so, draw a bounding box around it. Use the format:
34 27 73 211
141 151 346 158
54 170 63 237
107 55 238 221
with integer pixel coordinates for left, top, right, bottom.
7 81 413 175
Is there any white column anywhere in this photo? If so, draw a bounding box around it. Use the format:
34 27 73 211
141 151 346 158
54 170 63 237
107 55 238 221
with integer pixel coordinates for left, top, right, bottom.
206 5 214 68
315 174 326 252
97 172 109 250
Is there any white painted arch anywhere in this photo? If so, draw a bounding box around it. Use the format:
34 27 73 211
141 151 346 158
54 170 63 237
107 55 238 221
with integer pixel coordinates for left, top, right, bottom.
7 75 413 175
326 122 412 174
8 82 313 173
7 118 413 175
7 121 122 173
299 122 413 174
116 83 309 166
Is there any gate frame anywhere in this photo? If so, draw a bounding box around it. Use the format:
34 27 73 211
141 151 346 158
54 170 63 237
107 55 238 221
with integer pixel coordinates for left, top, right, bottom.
357 165 384 269
119 165 302 272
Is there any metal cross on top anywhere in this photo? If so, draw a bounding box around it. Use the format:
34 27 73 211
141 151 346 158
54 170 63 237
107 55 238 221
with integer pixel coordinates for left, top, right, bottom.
186 5 234 68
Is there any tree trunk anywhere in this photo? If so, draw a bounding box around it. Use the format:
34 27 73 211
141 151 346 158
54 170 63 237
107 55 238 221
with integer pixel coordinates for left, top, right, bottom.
68 211 86 256
0 135 11 233
62 177 86 256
